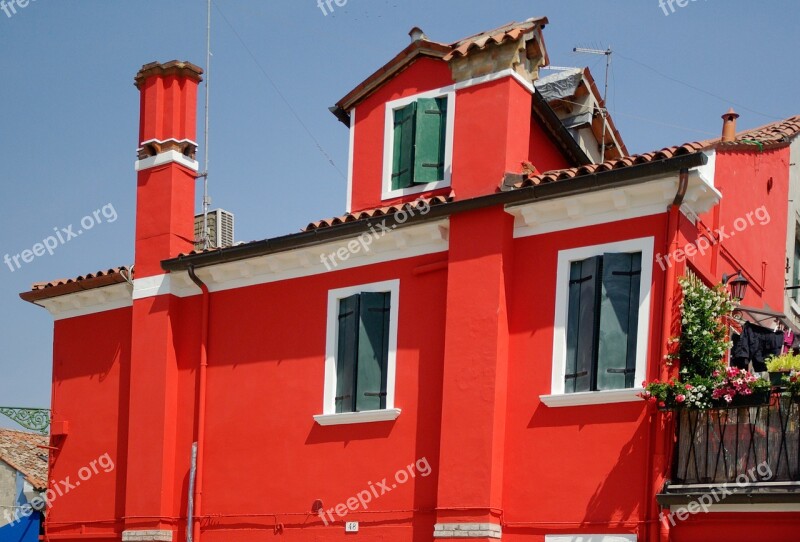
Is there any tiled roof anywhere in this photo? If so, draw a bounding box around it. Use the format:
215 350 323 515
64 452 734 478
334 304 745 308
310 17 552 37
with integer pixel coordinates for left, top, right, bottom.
0 429 48 490
722 115 800 147
20 115 800 300
443 17 549 62
305 193 453 231
336 18 548 111
20 267 131 303
504 115 800 190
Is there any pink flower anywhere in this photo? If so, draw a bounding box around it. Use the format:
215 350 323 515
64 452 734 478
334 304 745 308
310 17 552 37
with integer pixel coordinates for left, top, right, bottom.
713 370 720 377
659 401 666 408
724 394 733 403
676 394 686 403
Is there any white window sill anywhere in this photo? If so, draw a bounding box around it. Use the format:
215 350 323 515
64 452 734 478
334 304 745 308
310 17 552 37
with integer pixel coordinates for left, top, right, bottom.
314 408 402 426
540 388 644 408
382 180 450 201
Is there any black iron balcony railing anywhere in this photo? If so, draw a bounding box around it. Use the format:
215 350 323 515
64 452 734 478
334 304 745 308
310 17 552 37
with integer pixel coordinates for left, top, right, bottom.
672 394 800 485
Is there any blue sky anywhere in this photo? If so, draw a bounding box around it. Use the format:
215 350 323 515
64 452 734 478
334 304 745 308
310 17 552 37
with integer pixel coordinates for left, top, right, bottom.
0 0 798 428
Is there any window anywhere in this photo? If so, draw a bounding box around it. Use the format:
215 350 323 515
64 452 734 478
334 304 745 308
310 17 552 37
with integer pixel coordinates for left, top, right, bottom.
793 232 800 302
316 280 401 425
382 91 454 200
565 252 642 393
391 97 448 190
334 292 391 413
544 238 653 407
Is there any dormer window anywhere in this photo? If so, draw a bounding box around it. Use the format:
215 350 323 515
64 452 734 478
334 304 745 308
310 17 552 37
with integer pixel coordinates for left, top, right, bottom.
382 90 455 199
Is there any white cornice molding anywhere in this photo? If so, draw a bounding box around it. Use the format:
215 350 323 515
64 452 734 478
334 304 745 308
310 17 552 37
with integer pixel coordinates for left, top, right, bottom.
36 283 132 321
135 150 199 172
510 168 721 238
167 220 450 296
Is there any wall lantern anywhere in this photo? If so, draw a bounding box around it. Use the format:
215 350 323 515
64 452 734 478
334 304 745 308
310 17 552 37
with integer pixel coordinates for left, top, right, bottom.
722 270 750 302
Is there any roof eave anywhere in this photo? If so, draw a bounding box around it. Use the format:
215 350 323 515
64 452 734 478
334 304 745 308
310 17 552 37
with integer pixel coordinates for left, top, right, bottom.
334 40 451 113
162 152 707 272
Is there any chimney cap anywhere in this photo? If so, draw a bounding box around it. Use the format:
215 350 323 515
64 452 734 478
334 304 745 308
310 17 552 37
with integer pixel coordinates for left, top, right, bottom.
722 108 740 121
409 26 427 42
135 60 204 89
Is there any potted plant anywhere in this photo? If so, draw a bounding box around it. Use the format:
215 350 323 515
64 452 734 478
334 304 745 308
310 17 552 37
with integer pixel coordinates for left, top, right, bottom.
640 376 715 410
766 353 800 386
782 370 800 402
711 367 772 408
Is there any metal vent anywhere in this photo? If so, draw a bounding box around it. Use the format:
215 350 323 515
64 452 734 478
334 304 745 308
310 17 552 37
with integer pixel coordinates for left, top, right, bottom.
194 209 234 251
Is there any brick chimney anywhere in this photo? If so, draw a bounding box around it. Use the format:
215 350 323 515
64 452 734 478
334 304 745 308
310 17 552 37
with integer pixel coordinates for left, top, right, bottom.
124 60 202 542
133 60 203 278
721 108 740 143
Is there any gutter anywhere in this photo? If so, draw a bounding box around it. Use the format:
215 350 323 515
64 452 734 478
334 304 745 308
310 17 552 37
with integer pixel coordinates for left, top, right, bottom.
186 266 210 542
162 152 708 273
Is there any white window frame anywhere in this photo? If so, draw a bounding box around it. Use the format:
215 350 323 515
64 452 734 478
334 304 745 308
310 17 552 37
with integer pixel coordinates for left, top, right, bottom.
541 237 654 408
314 279 402 426
381 89 455 201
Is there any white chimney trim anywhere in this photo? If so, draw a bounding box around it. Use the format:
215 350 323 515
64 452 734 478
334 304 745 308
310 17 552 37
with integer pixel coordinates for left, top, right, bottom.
135 150 199 173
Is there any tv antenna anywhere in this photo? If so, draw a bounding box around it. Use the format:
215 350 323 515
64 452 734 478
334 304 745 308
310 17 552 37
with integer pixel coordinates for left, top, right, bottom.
573 46 612 163
199 0 213 250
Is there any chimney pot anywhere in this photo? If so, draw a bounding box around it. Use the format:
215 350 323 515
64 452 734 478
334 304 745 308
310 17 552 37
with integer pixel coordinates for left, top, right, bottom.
721 108 740 143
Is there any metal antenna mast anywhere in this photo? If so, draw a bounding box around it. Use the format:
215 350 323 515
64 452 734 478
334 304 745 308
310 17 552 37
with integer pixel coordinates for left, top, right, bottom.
573 46 612 163
200 0 212 250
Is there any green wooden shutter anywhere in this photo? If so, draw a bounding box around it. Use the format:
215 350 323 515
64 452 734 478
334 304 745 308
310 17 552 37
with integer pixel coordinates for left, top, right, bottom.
413 97 447 184
335 295 360 413
355 292 391 412
392 103 416 190
565 257 601 393
597 252 642 390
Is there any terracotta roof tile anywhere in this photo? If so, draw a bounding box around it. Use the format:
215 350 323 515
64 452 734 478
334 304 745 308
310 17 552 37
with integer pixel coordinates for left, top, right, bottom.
29 267 131 291
502 116 800 191
305 193 454 231
444 18 548 62
0 429 49 490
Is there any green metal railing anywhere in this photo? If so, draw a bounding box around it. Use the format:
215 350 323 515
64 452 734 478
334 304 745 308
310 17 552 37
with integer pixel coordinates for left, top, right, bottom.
0 407 50 434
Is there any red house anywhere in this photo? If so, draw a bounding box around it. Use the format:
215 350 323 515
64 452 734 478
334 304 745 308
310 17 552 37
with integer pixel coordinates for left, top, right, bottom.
20 18 800 542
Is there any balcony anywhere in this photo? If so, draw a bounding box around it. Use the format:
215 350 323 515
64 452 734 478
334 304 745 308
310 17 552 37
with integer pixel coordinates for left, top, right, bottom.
658 393 800 505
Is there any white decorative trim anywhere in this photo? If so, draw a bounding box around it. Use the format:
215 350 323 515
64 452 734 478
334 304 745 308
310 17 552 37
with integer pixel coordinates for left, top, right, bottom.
121 529 173 541
135 150 199 172
132 274 176 299
453 68 535 94
510 169 721 238
346 107 356 213
166 221 449 297
548 237 654 398
696 150 716 187
670 503 800 513
540 388 645 408
138 137 198 148
545 536 636 542
313 409 402 426
434 523 502 539
319 280 400 420
36 283 132 321
382 91 455 201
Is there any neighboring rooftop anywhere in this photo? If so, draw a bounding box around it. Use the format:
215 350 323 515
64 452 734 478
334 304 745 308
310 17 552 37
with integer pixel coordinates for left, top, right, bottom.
0 428 48 490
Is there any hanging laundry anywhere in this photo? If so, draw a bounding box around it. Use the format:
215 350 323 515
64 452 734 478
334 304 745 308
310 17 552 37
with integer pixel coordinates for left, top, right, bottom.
731 322 784 372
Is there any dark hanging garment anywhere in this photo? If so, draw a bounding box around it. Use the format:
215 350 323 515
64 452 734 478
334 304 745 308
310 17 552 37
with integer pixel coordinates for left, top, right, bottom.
731 322 783 372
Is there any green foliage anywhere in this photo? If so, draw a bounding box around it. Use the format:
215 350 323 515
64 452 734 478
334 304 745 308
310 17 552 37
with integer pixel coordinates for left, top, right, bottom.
671 273 735 379
783 370 800 397
766 353 800 372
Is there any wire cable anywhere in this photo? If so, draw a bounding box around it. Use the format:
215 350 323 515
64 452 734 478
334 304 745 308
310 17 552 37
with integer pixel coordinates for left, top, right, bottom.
212 1 346 180
615 52 781 121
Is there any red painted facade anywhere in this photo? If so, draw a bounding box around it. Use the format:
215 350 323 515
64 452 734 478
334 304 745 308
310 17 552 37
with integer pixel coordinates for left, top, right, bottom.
28 22 800 542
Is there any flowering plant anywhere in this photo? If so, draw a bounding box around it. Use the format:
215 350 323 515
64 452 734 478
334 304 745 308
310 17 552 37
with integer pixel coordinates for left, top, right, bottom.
710 367 771 404
669 274 735 378
782 370 800 398
640 376 714 409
